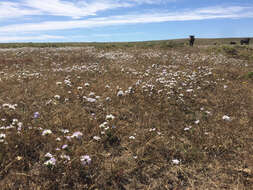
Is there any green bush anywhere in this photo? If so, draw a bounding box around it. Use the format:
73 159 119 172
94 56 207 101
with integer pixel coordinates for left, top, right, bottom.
246 72 253 79
222 46 238 56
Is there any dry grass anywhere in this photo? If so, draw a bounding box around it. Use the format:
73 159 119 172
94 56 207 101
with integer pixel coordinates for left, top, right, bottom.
0 44 253 189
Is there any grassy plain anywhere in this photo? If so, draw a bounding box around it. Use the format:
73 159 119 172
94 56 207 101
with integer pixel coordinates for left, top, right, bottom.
0 39 253 189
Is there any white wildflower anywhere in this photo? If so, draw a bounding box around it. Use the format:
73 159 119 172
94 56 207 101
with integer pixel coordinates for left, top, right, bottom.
12 118 18 124
71 131 83 139
106 97 111 101
99 122 107 128
158 90 163 94
106 114 115 121
117 90 124 96
195 120 200 124
56 137 61 141
62 144 68 149
44 157 56 167
223 115 231 121
16 156 23 161
184 126 192 131
2 103 16 110
186 89 194 92
42 129 52 136
33 112 40 119
0 133 6 139
64 79 71 86
172 159 180 165
54 95 60 100
6 125 15 129
2 104 9 108
60 154 70 161
89 92 95 97
17 122 23 131
84 83 90 87
80 155 91 166
205 111 211 115
86 98 96 103
93 136 101 141
60 129 69 134
9 104 16 110
45 153 53 158
129 136 135 140
46 99 53 105
77 86 83 90
56 82 62 85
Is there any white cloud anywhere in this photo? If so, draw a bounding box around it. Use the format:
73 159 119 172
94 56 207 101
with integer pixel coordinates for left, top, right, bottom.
0 6 252 34
196 6 248 14
0 2 41 19
0 35 65 42
23 0 132 18
127 0 168 4
0 0 170 19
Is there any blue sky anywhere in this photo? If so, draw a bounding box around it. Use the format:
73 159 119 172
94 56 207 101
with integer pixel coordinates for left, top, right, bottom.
0 0 253 42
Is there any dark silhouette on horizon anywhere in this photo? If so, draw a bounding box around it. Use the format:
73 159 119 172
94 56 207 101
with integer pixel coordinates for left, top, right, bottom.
240 38 250 45
189 35 195 47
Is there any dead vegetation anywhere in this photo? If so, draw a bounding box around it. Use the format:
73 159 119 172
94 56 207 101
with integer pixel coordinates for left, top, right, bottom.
0 44 253 189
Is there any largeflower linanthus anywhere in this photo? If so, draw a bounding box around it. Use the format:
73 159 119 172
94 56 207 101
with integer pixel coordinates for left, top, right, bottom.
42 129 52 136
223 115 231 121
106 114 115 121
44 157 56 167
33 112 40 119
80 155 91 166
71 131 83 139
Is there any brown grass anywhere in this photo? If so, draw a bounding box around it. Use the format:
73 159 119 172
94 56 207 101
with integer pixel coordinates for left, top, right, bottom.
0 44 253 189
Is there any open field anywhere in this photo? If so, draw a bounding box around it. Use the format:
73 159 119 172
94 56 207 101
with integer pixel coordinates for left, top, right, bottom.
0 37 252 49
0 41 253 189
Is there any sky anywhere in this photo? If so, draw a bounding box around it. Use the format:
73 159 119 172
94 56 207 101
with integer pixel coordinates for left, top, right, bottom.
0 0 253 42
